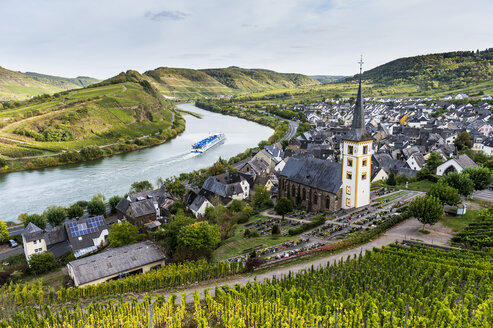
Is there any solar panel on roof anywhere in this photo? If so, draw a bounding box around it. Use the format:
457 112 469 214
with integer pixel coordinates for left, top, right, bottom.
69 216 104 238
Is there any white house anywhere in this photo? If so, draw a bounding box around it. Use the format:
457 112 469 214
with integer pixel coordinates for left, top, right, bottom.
480 138 493 155
406 153 426 171
436 154 478 176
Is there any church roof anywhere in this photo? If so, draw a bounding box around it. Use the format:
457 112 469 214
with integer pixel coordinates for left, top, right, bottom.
280 157 342 194
345 72 372 142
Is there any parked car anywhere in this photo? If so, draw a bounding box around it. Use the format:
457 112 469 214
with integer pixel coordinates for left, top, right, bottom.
8 240 18 248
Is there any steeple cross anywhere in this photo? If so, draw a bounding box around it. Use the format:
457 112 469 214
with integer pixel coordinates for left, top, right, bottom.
358 55 364 75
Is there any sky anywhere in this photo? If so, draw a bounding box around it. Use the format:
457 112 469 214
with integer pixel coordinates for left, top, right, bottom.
1 0 492 79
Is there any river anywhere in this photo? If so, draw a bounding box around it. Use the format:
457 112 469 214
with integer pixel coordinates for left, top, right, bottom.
0 103 273 222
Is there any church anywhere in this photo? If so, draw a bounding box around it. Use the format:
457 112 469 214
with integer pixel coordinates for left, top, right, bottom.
278 62 373 212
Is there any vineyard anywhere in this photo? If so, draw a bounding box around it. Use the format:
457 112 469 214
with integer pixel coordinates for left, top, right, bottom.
452 210 493 250
1 244 492 327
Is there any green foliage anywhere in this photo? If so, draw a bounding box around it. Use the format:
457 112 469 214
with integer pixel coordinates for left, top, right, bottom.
108 195 121 214
425 152 443 172
386 171 396 186
177 221 221 251
66 204 84 219
395 174 408 185
274 197 293 219
165 178 186 198
152 210 194 252
130 180 153 193
452 209 493 250
428 182 461 205
86 196 105 216
288 214 326 236
45 206 67 227
108 222 144 247
408 195 444 230
253 185 271 208
440 171 475 196
271 224 281 235
454 131 473 151
0 220 8 242
462 166 493 190
21 214 46 229
229 199 244 212
28 252 58 275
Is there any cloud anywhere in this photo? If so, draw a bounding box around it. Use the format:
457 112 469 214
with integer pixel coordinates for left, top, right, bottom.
145 10 188 21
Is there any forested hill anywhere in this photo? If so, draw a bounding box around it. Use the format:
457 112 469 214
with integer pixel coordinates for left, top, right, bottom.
360 49 493 91
23 72 99 89
144 66 319 98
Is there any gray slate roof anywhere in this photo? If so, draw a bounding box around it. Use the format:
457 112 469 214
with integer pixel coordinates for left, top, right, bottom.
22 222 45 243
202 176 244 198
68 241 165 285
129 199 156 218
455 154 477 169
280 157 342 194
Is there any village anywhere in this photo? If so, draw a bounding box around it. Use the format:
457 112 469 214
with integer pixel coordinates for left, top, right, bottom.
2 72 490 291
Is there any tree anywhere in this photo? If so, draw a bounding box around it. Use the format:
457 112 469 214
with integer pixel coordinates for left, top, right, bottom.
108 195 122 214
440 172 475 197
166 179 186 198
45 206 66 226
386 171 396 186
253 185 271 208
275 197 293 219
177 221 220 251
67 204 84 219
229 199 244 212
428 182 460 205
130 180 153 193
87 196 106 216
395 174 408 185
416 167 431 181
152 210 194 252
0 220 8 242
208 161 226 176
21 214 46 230
29 252 57 275
408 195 443 231
272 224 281 235
425 152 443 173
462 167 493 190
108 222 144 247
454 131 472 151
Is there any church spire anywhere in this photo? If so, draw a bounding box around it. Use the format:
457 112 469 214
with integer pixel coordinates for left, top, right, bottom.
345 55 372 142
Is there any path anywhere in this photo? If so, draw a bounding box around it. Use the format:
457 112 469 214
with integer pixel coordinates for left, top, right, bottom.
151 216 452 303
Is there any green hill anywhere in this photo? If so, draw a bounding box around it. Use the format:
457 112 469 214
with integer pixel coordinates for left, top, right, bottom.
360 48 493 92
0 67 65 101
310 75 347 83
23 72 99 89
0 71 179 172
144 66 319 98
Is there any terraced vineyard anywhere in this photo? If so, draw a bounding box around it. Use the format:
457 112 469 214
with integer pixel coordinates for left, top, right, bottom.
1 244 492 327
452 210 493 250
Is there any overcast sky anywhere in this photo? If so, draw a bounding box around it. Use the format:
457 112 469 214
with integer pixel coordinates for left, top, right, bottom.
1 0 492 79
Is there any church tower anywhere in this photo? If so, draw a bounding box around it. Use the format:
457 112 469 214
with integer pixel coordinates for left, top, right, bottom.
341 57 373 209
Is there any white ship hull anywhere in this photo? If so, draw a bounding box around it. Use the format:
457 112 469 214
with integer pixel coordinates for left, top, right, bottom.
191 133 225 153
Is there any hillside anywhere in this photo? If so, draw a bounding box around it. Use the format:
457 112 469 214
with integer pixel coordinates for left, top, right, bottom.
0 67 65 101
310 75 347 83
144 66 319 98
360 48 493 92
0 70 180 172
23 72 99 89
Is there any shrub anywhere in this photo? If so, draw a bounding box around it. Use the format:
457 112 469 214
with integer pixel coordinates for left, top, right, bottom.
29 252 58 275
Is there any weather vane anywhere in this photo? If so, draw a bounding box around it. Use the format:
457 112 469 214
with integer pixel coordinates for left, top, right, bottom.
358 55 364 74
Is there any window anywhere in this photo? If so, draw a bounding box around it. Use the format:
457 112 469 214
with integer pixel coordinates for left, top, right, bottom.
346 198 351 207
346 186 351 195
33 240 37 245
362 159 367 167
326 197 330 209
347 158 353 167
313 193 318 204
291 185 295 195
348 145 353 155
363 145 368 154
346 172 352 180
362 173 367 180
302 188 306 200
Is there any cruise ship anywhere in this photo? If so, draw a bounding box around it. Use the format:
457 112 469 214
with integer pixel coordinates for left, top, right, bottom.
191 133 226 153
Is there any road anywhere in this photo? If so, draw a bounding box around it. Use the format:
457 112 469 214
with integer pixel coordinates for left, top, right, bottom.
148 216 452 303
282 120 298 141
0 247 22 261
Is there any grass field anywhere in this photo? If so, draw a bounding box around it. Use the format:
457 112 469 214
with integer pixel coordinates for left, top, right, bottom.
441 209 482 233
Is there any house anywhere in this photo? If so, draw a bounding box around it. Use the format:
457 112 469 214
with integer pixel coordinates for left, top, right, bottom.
279 157 342 212
481 138 493 155
22 223 71 261
67 241 166 287
436 154 478 176
188 194 213 218
66 216 112 258
237 157 270 176
115 190 158 228
406 153 426 171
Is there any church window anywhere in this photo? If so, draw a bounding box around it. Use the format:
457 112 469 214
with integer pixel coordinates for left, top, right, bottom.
302 188 306 200
363 145 368 154
346 186 351 195
348 145 353 155
291 185 295 195
362 159 367 166
362 173 367 180
313 193 318 204
346 172 352 180
326 197 330 209
347 158 353 167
